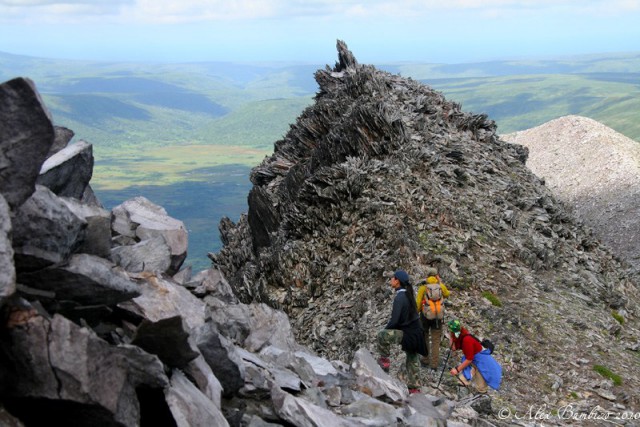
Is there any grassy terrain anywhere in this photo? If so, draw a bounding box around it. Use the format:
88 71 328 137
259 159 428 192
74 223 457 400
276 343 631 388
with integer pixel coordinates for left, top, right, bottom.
425 73 640 139
3 50 639 270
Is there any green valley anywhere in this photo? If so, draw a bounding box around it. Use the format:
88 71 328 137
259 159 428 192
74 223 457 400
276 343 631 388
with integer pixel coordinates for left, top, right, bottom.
2 51 639 271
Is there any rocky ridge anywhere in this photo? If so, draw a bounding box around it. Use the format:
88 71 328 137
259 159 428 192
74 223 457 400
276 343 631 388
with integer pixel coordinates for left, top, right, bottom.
1 76 489 425
502 115 640 274
215 41 640 420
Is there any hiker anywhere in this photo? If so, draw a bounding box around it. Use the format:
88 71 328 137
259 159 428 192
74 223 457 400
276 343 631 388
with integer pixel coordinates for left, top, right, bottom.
377 270 428 394
416 267 450 370
447 319 502 393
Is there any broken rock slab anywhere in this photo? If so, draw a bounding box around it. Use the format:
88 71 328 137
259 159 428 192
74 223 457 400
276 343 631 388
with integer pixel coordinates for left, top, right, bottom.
0 77 54 210
118 273 207 332
37 139 93 199
165 369 230 427
48 125 74 157
351 348 409 402
111 235 172 274
18 253 139 307
11 185 86 272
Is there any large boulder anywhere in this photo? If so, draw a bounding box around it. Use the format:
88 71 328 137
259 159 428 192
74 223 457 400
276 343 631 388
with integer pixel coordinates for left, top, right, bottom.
207 301 303 353
0 78 54 210
112 196 188 274
17 253 139 307
0 312 169 426
12 185 86 272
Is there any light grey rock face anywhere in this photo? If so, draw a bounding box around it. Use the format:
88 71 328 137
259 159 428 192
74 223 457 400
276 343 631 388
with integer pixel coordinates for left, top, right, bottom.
0 77 54 210
111 196 188 274
111 235 172 274
270 385 365 427
0 194 15 305
12 185 86 272
2 313 168 426
37 139 93 199
339 396 402 426
165 369 230 427
197 267 238 303
208 301 302 354
351 348 408 402
118 273 207 332
183 354 224 408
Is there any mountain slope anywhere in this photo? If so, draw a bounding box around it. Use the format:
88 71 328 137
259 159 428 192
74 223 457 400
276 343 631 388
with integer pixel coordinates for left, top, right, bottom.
503 115 640 274
215 41 640 418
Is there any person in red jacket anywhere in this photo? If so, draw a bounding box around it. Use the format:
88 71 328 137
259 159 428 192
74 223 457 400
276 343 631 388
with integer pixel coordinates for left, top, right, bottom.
447 319 488 393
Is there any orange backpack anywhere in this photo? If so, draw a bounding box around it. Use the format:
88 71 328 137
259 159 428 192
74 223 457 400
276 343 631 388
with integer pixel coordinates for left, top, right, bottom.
422 281 444 320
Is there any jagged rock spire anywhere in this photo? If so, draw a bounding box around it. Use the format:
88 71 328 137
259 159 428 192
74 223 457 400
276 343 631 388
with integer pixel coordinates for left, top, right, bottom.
335 39 359 71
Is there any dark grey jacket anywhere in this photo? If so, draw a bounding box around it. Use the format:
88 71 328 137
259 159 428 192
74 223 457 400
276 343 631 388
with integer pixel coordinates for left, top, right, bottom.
386 289 427 355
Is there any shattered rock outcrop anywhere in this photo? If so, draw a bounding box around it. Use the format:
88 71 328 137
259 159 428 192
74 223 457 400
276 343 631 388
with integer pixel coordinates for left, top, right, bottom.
215 41 640 415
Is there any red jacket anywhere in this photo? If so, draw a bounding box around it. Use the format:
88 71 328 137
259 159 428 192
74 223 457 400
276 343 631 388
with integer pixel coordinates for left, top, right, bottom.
453 328 483 361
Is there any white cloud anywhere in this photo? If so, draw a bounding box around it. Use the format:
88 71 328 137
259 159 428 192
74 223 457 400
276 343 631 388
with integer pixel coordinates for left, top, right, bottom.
1 0 638 25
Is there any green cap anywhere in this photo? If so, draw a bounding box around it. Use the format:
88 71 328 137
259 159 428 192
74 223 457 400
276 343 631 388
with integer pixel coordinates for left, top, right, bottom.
447 319 461 333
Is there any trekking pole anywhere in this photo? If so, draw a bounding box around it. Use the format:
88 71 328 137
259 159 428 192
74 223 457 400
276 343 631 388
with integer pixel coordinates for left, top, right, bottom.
435 340 455 391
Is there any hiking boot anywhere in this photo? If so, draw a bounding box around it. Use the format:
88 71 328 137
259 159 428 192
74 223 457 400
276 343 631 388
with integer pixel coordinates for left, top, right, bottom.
408 387 421 395
377 356 391 372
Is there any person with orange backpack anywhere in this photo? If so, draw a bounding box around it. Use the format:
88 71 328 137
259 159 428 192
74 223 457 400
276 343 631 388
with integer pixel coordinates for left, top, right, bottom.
415 267 450 370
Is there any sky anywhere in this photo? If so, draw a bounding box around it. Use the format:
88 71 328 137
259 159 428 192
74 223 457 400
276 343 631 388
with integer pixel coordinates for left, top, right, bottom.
0 0 639 64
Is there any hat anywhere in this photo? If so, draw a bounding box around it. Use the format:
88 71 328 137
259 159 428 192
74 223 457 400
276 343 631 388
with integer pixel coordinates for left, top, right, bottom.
425 267 438 277
393 270 410 284
447 319 461 333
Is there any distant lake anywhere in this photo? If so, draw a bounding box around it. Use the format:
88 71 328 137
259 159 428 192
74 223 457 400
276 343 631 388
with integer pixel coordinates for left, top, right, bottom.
95 164 252 272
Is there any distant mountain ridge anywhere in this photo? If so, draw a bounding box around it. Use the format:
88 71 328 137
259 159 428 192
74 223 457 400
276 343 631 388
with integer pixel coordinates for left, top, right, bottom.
3 49 640 273
503 115 640 272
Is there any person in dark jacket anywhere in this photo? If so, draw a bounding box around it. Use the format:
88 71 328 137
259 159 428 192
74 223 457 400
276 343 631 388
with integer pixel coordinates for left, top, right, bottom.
377 270 428 394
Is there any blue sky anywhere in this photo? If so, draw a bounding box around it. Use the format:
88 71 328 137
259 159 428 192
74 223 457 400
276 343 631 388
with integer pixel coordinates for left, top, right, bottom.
1 0 639 64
